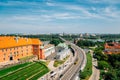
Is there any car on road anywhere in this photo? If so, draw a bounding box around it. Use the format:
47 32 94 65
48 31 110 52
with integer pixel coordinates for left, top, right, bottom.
59 74 63 78
50 71 56 77
41 77 45 80
93 54 97 58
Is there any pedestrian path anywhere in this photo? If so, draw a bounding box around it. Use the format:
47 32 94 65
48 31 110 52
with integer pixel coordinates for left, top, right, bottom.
48 60 56 71
89 52 100 80
0 60 18 69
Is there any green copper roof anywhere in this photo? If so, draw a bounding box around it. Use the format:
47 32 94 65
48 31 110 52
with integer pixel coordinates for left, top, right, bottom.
58 43 68 48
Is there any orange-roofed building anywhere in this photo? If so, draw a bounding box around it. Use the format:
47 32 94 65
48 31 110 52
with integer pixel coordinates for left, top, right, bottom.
104 42 120 54
0 36 45 63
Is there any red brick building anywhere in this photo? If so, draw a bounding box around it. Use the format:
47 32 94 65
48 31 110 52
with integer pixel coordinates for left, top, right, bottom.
104 42 120 54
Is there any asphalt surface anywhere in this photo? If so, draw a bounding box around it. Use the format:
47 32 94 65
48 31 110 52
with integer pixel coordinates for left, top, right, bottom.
60 37 86 80
39 38 87 80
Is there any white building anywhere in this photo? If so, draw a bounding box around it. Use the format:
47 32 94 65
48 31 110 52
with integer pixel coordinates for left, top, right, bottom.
44 44 55 58
56 43 71 60
57 49 70 60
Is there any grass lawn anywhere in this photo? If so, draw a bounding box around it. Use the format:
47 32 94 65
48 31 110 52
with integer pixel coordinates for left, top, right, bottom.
54 55 70 67
0 62 49 80
54 60 65 67
80 53 92 80
19 55 35 61
37 61 48 65
0 62 31 77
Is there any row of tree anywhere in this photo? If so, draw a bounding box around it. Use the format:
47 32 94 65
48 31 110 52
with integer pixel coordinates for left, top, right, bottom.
49 38 64 46
0 34 60 41
100 34 120 39
94 47 120 80
77 40 95 47
76 40 104 48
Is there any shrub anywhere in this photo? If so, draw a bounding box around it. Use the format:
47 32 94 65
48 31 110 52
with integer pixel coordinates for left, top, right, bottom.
98 61 110 70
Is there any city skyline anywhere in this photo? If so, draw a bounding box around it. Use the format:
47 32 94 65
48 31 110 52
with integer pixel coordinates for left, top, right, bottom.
0 0 120 34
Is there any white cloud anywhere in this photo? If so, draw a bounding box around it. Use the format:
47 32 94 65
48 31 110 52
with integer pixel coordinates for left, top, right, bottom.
0 1 23 6
0 12 81 23
46 2 55 6
0 1 40 6
89 0 120 4
40 13 81 20
95 7 120 19
64 5 105 19
12 16 37 20
63 4 120 20
1 0 120 22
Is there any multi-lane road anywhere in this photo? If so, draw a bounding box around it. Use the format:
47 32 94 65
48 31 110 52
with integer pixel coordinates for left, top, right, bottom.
60 37 87 80
39 38 87 80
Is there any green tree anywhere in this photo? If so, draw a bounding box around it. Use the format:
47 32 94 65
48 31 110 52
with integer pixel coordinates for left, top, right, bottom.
108 54 120 68
49 39 63 46
80 72 87 79
104 71 117 80
77 40 95 47
98 61 110 70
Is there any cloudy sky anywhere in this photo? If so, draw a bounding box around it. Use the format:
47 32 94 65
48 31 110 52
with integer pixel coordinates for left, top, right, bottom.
0 0 120 34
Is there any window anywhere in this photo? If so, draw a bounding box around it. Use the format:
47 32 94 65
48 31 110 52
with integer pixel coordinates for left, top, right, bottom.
6 49 7 51
4 53 6 58
14 52 16 57
10 53 12 56
3 58 5 60
2 49 4 52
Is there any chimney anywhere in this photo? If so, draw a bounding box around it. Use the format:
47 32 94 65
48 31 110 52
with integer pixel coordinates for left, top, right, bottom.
26 37 28 42
14 37 19 43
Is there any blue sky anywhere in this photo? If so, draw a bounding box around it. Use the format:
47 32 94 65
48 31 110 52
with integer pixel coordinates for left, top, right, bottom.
0 0 120 34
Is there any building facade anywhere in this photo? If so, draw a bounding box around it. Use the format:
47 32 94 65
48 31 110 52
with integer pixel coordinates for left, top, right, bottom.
56 43 70 60
43 44 55 58
0 36 45 63
57 49 70 60
104 42 120 54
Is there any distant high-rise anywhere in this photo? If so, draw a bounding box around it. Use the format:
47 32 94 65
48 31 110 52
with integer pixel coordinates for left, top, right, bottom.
79 34 83 38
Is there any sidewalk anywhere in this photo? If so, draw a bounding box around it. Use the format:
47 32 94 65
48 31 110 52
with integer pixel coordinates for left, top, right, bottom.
47 60 56 71
38 51 74 80
0 60 18 69
89 52 100 80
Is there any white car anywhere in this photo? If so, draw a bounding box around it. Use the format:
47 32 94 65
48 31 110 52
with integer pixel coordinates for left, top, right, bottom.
50 71 57 77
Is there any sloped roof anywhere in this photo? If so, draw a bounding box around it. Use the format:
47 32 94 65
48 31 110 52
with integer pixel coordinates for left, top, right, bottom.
0 36 42 49
58 43 68 48
105 43 120 49
43 44 54 49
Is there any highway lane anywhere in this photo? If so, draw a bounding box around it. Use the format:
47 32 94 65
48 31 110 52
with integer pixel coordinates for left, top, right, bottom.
59 37 86 80
39 50 74 80
39 38 86 80
61 48 78 80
